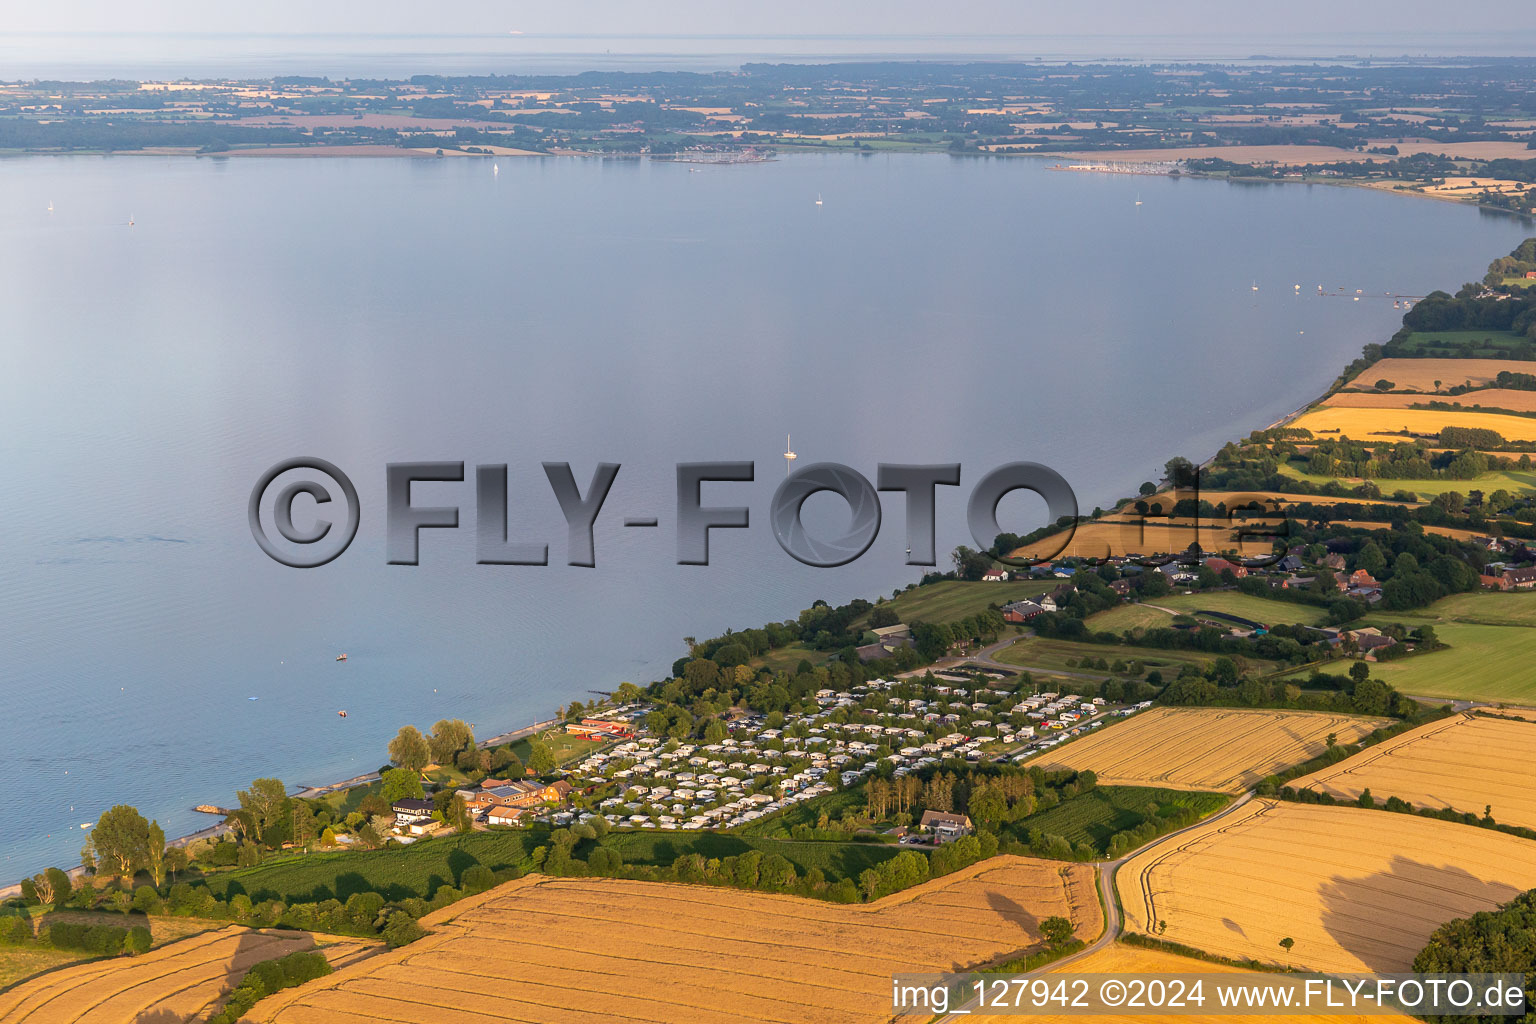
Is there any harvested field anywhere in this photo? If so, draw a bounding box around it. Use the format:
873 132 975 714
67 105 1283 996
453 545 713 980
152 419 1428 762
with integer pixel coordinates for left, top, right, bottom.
247 857 1101 1024
1011 519 1253 560
1117 799 1536 972
1029 708 1387 794
1294 713 1536 830
969 942 1415 1024
1290 405 1536 442
0 926 375 1024
1325 389 1536 413
1344 358 1536 393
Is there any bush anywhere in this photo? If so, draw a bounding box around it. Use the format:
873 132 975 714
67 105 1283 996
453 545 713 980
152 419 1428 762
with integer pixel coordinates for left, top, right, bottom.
123 925 151 955
209 950 332 1024
0 915 32 945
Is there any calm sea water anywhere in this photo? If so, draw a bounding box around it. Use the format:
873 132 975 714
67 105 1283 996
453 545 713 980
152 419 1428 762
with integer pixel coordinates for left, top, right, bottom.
0 152 1529 875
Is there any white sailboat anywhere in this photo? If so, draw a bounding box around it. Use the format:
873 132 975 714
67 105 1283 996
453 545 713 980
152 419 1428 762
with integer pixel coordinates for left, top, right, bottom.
1134 193 1142 206
47 200 53 213
815 193 823 206
1251 281 1259 291
493 162 499 176
128 213 135 226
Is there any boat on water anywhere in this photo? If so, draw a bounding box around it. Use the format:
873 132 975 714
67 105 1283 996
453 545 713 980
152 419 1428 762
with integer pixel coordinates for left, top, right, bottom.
338 710 348 718
336 653 348 661
815 193 823 206
47 200 53 213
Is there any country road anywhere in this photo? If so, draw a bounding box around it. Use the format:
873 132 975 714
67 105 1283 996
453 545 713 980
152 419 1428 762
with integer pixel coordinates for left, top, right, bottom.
934 789 1257 1022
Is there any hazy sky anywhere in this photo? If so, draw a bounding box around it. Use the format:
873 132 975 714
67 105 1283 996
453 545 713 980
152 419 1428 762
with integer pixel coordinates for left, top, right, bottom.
9 0 1534 38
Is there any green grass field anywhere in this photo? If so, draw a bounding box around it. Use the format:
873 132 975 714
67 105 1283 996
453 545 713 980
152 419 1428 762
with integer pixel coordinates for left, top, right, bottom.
1357 621 1536 703
1277 461 1536 499
996 636 1274 676
596 832 902 880
733 785 870 839
504 730 606 768
750 643 826 673
201 827 904 903
1392 329 1533 358
1154 592 1333 627
857 579 1054 627
1083 604 1175 634
1003 786 1230 854
1384 590 1536 627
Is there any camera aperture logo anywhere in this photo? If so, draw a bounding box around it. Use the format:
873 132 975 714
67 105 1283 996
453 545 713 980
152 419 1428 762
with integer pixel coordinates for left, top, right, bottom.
247 458 1090 569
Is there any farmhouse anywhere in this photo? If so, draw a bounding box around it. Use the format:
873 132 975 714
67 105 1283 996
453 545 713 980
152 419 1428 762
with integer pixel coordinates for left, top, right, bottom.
1504 566 1536 589
1203 557 1248 578
1002 599 1044 624
918 809 974 843
981 568 1009 581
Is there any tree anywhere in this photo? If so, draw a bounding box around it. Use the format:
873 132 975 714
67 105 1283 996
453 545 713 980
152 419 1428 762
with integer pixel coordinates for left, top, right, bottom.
237 778 289 846
91 805 153 882
388 725 430 773
1280 937 1295 952
146 821 167 887
527 738 556 775
1349 661 1371 685
429 720 475 764
381 767 425 802
1040 916 1075 949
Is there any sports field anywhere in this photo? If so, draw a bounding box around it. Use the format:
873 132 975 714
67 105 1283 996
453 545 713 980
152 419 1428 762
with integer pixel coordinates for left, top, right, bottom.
1295 713 1536 830
1028 708 1386 793
1117 799 1536 972
247 857 1102 1024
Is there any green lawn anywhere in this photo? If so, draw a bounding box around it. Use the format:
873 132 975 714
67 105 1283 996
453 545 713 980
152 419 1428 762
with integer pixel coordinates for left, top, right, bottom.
1154 592 1333 628
1359 622 1536 704
201 827 906 904
1084 604 1175 634
858 579 1055 627
734 785 871 839
996 637 1274 676
1277 461 1536 499
1382 590 1536 628
1002 786 1230 855
1391 329 1533 358
504 730 606 768
750 643 826 673
595 832 902 882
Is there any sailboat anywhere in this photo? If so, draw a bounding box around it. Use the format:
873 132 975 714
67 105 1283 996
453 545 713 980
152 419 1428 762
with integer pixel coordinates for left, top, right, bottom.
128 213 135 227
493 162 499 176
1134 193 1142 206
1251 281 1259 292
815 193 823 206
47 200 53 213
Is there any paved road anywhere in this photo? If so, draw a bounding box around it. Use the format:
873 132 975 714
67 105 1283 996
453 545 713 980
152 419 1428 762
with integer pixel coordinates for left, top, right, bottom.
934 790 1257 1022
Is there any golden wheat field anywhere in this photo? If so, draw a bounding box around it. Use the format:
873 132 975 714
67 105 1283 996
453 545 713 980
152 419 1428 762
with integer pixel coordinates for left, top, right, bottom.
1117 799 1536 973
1291 405 1536 442
967 943 1416 1024
0 926 376 1024
245 857 1101 1024
1294 714 1536 830
1325 389 1536 413
1345 358 1536 393
1011 519 1256 560
1029 708 1387 794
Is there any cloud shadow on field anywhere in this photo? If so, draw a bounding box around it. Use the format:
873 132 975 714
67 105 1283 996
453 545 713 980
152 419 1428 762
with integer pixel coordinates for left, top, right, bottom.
1318 856 1517 972
985 890 1039 937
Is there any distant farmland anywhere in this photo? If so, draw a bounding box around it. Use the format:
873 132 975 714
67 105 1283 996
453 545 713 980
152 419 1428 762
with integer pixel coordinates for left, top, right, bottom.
1295 713 1536 830
1029 708 1386 794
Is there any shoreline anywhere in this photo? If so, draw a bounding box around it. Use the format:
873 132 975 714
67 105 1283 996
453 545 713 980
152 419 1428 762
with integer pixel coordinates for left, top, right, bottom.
0 712 567 896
